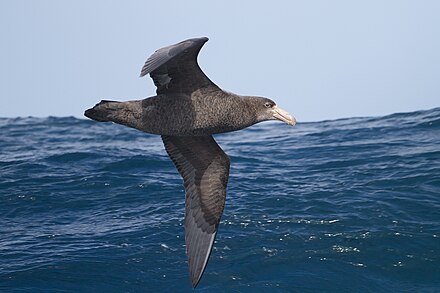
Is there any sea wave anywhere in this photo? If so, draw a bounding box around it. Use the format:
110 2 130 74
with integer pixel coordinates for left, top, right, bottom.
1 108 439 292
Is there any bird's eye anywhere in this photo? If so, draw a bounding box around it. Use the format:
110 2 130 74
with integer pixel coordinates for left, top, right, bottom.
264 102 272 108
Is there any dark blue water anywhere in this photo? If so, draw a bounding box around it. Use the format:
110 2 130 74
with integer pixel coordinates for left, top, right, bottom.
1 108 439 292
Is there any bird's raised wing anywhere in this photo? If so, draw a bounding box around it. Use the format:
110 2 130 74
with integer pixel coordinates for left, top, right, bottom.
161 135 230 288
141 37 218 95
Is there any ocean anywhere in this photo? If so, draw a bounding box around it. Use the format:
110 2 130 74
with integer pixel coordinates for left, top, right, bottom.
1 108 439 292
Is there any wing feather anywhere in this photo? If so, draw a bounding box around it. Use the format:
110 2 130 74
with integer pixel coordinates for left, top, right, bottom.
141 37 218 95
162 135 230 287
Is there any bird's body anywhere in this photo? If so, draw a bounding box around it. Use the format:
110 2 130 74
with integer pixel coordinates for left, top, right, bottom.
85 37 295 287
86 89 271 136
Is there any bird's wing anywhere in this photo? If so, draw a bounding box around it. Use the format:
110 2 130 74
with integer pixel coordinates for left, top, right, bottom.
141 37 218 95
161 135 230 288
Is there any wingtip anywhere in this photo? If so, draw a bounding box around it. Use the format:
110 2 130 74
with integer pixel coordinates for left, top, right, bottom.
188 259 204 288
139 68 148 78
187 36 209 45
186 231 218 289
191 276 202 288
190 266 206 288
198 37 209 45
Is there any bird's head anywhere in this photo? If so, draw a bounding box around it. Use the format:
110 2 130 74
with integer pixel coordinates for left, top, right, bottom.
253 97 296 126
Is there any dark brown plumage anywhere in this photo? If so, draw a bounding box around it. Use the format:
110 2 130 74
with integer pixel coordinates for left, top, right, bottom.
85 37 295 288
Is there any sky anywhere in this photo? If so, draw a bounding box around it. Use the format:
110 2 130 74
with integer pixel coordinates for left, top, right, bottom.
1 1 439 122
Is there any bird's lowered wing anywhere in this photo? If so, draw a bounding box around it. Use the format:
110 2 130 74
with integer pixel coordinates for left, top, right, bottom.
161 135 230 287
141 37 218 95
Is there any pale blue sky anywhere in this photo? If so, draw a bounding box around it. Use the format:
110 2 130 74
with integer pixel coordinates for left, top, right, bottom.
1 1 439 121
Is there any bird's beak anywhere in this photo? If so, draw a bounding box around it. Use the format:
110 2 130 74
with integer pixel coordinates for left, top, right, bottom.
272 105 296 126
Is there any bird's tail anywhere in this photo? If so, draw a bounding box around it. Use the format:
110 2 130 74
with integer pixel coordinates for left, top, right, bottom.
84 100 142 128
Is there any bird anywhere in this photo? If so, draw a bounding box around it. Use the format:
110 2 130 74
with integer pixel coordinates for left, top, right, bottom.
84 37 295 288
